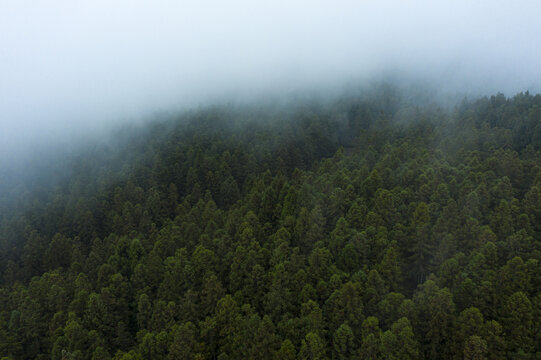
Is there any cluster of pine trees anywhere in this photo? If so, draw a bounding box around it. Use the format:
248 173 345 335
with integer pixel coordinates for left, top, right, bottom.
0 88 540 359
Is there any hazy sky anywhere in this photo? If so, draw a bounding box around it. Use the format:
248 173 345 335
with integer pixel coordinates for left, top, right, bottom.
1 0 541 162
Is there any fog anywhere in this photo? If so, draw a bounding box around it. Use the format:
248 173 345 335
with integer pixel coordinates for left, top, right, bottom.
1 0 541 165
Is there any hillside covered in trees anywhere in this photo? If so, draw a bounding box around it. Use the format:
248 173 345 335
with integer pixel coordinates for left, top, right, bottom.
0 88 540 359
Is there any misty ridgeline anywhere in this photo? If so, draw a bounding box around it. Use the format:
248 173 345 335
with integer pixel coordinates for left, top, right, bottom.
0 85 540 359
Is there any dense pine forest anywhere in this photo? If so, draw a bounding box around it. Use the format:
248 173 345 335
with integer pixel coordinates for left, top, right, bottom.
0 88 540 359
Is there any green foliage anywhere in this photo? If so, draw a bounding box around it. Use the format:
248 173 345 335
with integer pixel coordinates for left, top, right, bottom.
0 89 540 358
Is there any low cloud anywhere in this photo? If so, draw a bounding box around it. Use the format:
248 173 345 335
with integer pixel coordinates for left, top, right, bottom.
1 0 540 163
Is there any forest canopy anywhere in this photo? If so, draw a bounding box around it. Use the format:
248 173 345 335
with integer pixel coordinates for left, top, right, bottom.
0 88 540 359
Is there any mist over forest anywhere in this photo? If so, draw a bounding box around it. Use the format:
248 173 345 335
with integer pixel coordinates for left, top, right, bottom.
2 1 541 163
1 2 540 360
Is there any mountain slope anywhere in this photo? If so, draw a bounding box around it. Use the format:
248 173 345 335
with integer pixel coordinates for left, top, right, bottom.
0 90 540 359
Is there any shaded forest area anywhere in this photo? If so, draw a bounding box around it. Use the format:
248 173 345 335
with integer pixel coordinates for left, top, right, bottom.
0 88 540 359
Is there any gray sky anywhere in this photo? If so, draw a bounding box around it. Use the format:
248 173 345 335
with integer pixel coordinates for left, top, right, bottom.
1 0 541 162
